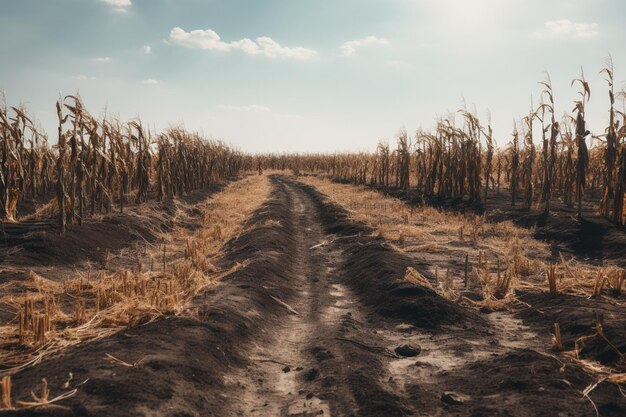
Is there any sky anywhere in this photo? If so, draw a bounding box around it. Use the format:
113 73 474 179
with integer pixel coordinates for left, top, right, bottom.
1 0 625 153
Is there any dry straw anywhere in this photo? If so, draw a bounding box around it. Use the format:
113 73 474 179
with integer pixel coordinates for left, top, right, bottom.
0 175 269 374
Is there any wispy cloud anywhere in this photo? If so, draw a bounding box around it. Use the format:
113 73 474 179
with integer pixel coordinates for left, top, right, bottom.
216 104 271 113
170 27 317 60
536 20 599 38
92 56 112 63
340 36 389 56
143 45 152 54
101 0 132 13
141 79 159 85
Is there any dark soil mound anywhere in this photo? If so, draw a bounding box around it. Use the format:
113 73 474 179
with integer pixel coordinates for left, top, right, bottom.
0 186 223 279
0 187 223 326
2 181 301 417
517 291 626 366
430 349 626 417
294 179 486 332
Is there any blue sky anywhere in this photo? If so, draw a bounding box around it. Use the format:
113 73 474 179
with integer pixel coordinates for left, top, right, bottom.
1 0 625 152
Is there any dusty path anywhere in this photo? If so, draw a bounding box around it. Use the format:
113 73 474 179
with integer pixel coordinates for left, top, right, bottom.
226 177 404 416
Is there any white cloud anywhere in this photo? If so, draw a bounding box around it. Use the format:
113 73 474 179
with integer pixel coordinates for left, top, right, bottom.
143 45 152 54
92 56 112 63
539 20 599 38
76 74 97 80
169 27 317 60
340 36 389 56
101 0 132 13
141 79 159 85
216 104 271 113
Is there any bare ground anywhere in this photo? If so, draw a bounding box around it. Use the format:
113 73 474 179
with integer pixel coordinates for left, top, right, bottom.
1 175 625 416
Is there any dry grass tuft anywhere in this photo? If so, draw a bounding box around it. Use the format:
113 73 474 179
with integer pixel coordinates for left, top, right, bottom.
404 267 433 289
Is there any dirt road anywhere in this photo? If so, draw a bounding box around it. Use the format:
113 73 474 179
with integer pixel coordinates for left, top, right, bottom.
4 175 625 417
215 176 625 417
224 177 410 416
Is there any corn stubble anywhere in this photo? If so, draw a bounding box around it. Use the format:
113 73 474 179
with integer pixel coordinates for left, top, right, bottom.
0 375 78 411
300 173 626 385
0 174 269 375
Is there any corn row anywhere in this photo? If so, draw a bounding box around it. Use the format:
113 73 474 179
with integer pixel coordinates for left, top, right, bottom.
0 95 243 230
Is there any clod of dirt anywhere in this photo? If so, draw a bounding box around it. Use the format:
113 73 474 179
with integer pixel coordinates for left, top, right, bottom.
304 368 319 381
394 344 421 357
311 346 334 361
321 376 336 388
306 392 314 400
283 366 291 373
441 391 468 405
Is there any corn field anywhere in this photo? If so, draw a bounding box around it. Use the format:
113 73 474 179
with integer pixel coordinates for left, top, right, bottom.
257 61 626 225
0 95 243 231
3 62 626 229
